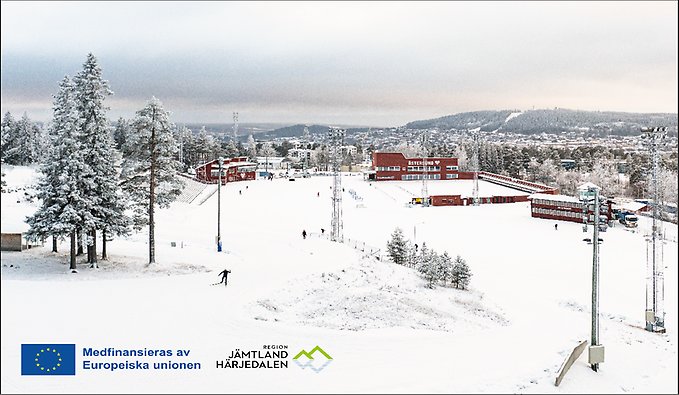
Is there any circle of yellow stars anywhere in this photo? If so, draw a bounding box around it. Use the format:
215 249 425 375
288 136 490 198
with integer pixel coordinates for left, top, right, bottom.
34 347 62 372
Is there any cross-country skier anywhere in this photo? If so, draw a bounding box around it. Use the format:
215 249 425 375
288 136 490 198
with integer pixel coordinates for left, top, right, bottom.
302 230 307 239
218 269 231 287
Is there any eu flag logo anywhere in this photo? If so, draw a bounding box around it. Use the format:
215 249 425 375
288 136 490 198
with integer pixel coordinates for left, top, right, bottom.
21 344 76 375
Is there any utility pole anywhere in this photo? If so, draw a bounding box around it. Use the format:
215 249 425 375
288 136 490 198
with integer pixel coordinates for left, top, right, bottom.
642 126 667 333
329 128 345 242
217 157 223 252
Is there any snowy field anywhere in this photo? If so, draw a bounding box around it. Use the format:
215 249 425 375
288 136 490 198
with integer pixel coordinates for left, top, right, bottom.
1 165 677 393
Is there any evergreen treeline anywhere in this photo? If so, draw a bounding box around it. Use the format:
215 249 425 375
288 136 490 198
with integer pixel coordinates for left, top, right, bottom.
426 140 678 203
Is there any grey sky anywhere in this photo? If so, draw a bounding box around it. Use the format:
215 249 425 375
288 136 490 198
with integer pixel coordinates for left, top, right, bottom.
1 1 677 127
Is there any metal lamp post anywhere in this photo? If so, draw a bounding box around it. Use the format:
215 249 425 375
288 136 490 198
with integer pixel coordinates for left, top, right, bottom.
582 186 604 371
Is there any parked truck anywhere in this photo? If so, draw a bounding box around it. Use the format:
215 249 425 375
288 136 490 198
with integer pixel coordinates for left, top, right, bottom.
618 211 639 228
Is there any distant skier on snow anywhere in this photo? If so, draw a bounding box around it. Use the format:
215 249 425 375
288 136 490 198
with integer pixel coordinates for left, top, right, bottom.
554 223 558 230
302 230 307 239
218 269 231 287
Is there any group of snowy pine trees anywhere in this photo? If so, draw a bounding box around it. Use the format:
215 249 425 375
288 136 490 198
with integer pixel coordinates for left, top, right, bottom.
386 227 472 289
24 53 184 271
1 112 47 166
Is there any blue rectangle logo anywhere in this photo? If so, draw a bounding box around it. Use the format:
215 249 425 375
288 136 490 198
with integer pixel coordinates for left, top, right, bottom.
21 344 76 375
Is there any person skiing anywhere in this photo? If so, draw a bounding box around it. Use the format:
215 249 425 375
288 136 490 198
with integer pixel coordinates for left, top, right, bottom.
554 223 558 230
302 230 307 239
218 269 231 287
317 192 320 197
239 190 242 195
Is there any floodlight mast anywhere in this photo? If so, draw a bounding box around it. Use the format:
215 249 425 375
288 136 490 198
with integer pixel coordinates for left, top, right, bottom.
643 126 667 333
329 128 345 242
421 129 429 207
590 186 601 371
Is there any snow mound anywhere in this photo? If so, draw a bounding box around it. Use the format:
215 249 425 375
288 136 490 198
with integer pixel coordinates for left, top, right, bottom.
252 257 507 332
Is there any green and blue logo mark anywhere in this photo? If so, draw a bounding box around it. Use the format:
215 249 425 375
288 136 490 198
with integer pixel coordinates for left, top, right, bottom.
292 346 332 373
21 344 76 375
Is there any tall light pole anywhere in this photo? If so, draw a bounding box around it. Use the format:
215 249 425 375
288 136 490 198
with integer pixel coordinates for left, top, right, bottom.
217 157 223 252
329 128 345 242
642 126 667 333
582 185 604 371
421 129 429 207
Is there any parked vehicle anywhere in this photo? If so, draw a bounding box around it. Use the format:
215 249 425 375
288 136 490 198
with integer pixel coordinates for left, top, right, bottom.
618 212 638 228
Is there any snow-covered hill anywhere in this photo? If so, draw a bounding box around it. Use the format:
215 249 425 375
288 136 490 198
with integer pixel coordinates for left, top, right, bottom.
405 108 678 136
1 167 677 393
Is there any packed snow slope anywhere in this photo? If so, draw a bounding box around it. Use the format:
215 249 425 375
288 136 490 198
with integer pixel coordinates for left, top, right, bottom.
1 166 677 393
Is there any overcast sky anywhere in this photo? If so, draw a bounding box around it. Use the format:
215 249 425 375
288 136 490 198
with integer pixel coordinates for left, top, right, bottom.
1 1 677 127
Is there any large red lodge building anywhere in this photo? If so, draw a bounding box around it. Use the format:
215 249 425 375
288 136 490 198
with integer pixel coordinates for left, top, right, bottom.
371 152 463 181
195 157 257 184
370 152 558 207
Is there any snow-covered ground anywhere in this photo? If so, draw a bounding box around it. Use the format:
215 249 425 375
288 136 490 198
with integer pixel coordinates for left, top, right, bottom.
1 165 677 393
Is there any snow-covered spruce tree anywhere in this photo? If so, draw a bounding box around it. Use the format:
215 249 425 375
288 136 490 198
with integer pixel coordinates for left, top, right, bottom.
406 243 419 268
437 251 453 286
6 113 44 165
173 125 192 171
415 242 436 268
121 97 183 264
113 117 130 152
1 112 16 164
26 76 96 271
418 250 440 289
74 53 127 267
247 134 257 161
386 227 409 265
451 255 472 290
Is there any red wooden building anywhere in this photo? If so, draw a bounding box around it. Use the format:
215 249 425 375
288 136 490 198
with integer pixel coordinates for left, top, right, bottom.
371 152 461 181
195 157 257 184
430 194 530 206
528 193 612 223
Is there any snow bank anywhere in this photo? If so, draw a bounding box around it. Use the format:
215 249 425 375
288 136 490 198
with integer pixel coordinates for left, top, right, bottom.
252 256 507 332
